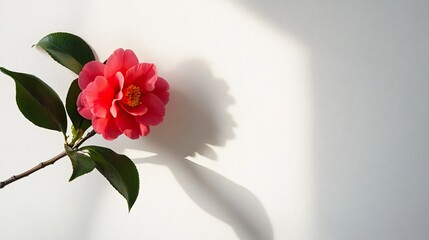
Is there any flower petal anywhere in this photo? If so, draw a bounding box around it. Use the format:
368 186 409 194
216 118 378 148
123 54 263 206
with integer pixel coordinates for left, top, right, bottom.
78 61 105 90
136 93 166 126
125 63 157 91
120 103 148 116
139 124 150 136
153 77 170 104
115 110 146 139
77 93 93 119
105 48 139 79
92 116 122 140
82 76 116 118
110 72 125 118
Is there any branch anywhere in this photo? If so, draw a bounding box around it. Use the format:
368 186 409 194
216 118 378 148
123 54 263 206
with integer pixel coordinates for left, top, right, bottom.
0 151 67 189
0 130 97 189
73 130 96 148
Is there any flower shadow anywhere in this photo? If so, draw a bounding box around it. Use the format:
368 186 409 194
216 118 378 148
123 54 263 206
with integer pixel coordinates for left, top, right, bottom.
128 60 273 240
139 60 235 160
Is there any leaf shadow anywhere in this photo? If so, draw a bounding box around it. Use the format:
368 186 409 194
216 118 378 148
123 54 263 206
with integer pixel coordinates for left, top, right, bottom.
128 59 274 240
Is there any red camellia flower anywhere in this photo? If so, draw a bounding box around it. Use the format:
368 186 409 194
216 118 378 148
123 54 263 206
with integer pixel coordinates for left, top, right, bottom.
77 48 169 140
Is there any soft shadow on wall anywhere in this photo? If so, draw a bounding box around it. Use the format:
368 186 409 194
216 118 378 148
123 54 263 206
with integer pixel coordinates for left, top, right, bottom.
126 60 274 240
230 1 429 239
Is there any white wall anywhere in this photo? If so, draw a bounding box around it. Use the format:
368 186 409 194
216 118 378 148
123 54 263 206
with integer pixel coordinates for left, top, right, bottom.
0 1 428 240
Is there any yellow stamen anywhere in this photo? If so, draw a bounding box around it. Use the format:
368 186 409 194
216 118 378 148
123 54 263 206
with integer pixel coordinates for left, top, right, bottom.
126 85 142 107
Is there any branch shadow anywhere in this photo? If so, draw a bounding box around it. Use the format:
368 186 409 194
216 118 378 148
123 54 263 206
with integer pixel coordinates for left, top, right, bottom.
128 59 273 240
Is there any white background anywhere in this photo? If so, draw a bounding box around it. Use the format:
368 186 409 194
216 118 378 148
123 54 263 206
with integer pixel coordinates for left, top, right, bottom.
0 1 428 240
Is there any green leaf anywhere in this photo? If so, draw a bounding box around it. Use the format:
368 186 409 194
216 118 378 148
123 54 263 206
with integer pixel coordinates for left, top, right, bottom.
66 79 91 133
0 67 67 134
82 146 139 211
65 145 95 181
36 32 95 74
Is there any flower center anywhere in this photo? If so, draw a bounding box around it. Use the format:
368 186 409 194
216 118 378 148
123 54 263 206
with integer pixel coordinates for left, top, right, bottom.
125 85 142 107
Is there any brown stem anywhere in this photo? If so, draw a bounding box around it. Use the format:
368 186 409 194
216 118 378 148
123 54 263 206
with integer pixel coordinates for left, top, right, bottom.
73 130 96 148
0 151 67 189
0 130 97 189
